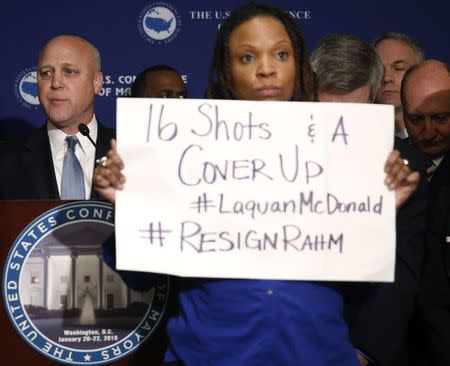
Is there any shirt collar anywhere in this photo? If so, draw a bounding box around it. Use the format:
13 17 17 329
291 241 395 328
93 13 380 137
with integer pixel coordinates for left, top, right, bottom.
432 155 445 168
395 128 409 140
47 116 98 155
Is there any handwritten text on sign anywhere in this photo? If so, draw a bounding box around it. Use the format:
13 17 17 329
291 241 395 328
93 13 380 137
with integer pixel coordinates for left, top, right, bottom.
115 98 395 281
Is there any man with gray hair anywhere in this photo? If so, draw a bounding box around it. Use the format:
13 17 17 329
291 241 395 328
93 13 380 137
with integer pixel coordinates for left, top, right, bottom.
374 32 424 139
311 33 383 103
311 34 427 366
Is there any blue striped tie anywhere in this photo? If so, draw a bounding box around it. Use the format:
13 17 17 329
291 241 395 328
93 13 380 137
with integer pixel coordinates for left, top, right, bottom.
61 136 86 199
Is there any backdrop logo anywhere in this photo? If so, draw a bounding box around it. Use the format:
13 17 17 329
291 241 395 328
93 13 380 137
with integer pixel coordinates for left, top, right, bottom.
138 2 181 44
2 201 169 365
14 67 40 110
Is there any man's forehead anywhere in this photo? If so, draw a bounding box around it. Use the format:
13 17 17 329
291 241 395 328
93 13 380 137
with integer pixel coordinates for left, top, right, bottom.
405 86 450 112
39 39 92 62
376 39 415 61
38 62 77 70
406 63 448 89
146 71 183 85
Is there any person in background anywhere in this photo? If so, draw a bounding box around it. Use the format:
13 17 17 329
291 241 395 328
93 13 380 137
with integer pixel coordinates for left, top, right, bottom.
0 35 115 200
129 65 188 364
373 32 424 139
311 33 427 366
94 4 419 365
130 64 187 99
401 59 450 366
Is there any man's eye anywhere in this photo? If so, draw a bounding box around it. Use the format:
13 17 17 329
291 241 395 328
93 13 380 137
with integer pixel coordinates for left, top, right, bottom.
408 115 424 124
433 113 450 123
159 91 171 98
40 70 51 78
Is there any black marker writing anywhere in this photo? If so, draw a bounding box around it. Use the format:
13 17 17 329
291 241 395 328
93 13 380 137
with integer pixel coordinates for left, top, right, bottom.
193 103 272 141
331 116 348 145
146 104 178 143
140 222 172 247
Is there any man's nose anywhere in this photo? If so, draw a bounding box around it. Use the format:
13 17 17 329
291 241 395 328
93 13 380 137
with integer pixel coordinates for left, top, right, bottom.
382 67 393 85
51 71 63 89
423 118 437 140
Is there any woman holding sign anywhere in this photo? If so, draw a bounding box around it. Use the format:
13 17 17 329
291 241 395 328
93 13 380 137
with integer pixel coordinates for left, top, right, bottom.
95 2 418 365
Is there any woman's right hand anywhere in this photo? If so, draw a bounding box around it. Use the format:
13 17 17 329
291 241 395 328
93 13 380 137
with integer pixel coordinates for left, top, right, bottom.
93 139 125 204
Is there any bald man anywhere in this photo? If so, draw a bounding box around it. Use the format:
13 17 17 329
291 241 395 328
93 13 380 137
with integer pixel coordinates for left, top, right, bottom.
402 60 450 366
0 35 115 199
403 60 450 162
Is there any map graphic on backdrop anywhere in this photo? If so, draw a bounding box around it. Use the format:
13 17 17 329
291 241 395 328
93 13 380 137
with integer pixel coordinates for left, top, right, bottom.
2 201 169 365
139 2 181 44
14 67 39 110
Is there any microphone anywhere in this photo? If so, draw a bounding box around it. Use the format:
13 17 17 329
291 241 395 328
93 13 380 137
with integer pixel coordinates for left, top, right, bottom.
78 123 96 148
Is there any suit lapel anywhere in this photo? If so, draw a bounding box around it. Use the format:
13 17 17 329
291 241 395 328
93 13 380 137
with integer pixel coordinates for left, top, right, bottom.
23 126 60 199
90 122 115 200
429 153 450 204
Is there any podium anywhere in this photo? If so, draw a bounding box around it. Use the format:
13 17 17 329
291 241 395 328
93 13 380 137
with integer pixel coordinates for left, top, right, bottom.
0 200 168 365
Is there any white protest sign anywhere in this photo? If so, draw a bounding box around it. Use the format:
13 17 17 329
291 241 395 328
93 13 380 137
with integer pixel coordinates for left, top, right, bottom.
115 98 395 282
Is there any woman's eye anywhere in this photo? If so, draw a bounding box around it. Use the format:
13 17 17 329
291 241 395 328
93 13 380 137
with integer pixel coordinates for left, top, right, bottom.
276 51 288 60
240 54 254 63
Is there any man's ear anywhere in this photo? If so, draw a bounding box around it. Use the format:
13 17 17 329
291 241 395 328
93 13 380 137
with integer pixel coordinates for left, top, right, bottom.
94 72 104 95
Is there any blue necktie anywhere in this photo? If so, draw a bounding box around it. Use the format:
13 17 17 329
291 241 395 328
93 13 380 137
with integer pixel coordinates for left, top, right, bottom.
61 135 86 199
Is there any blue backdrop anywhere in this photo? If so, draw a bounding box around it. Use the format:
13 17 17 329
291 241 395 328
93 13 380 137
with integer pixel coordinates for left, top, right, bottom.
1 0 449 140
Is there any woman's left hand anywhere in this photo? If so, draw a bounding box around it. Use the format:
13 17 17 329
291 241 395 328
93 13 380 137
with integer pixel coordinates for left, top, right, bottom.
384 149 420 210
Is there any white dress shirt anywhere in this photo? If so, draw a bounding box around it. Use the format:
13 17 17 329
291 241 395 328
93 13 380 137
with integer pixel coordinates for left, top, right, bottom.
47 117 98 199
426 155 445 182
395 128 409 140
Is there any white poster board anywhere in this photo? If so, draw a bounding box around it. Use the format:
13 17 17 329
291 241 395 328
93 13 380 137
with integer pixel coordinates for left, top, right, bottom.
115 98 395 282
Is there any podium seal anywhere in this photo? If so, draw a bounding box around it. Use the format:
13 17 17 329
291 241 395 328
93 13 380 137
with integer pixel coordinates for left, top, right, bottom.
2 201 169 364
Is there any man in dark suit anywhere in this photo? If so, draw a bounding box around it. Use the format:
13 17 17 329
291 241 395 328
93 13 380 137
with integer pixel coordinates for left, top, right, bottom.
402 60 450 366
0 35 115 200
311 34 428 366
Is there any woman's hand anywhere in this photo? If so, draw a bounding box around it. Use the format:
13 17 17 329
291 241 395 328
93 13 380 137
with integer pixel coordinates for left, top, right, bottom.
93 139 125 204
384 149 420 210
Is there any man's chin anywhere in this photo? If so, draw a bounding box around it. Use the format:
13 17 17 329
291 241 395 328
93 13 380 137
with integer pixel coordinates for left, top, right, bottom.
421 145 448 159
375 95 400 107
48 117 74 128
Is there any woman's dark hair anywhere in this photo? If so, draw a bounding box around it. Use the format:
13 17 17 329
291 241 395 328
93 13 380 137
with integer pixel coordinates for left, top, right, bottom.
206 2 317 101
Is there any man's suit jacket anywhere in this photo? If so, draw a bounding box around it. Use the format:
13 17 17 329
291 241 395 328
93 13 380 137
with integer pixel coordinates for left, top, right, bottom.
349 137 428 366
417 152 450 366
0 122 115 200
